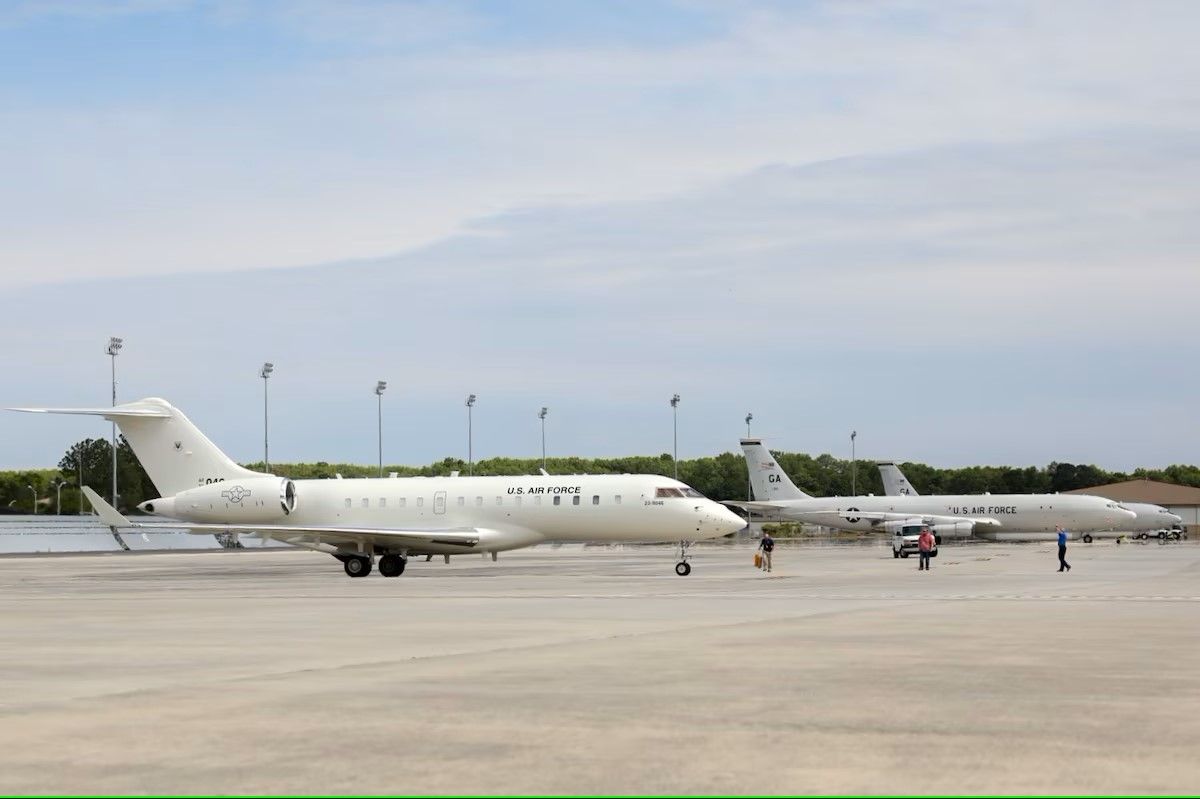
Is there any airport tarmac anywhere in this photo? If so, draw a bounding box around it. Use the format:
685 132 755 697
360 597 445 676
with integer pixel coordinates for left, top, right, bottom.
0 540 1197 794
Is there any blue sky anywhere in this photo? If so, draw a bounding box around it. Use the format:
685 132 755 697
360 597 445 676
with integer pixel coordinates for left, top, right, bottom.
1 1 1198 471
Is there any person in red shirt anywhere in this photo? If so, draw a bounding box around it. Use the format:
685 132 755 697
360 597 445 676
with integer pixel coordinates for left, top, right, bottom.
918 527 935 571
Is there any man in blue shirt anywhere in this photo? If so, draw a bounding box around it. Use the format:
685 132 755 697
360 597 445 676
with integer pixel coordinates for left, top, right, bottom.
759 531 775 572
1056 525 1071 572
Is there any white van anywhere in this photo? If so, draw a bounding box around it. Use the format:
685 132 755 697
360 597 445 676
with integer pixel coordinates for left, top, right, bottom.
892 524 939 559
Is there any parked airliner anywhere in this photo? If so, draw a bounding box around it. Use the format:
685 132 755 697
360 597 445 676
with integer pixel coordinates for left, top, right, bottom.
10 398 744 577
729 439 1135 540
878 461 1182 542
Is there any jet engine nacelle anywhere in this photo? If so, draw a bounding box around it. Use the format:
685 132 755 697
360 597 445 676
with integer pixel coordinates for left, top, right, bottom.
883 519 975 541
929 521 974 540
140 477 297 523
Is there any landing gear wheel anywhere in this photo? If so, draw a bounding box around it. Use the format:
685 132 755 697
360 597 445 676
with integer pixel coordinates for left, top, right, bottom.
1158 531 1167 540
673 539 693 576
378 554 406 578
1082 534 1093 544
343 556 372 578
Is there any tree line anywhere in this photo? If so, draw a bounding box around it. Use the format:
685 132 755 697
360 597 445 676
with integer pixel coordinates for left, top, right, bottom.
3 439 1198 513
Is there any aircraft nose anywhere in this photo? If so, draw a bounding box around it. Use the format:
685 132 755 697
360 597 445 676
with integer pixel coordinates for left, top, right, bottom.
712 504 748 536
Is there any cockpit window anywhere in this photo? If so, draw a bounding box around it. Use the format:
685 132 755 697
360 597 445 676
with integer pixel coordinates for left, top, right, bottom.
682 488 704 498
655 487 685 498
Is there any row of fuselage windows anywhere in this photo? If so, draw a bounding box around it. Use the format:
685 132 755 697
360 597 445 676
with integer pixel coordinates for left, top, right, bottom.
343 494 622 510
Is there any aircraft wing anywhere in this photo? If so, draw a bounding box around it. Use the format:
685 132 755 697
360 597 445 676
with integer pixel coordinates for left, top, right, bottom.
834 510 1002 530
721 500 794 513
719 500 1002 531
82 487 482 551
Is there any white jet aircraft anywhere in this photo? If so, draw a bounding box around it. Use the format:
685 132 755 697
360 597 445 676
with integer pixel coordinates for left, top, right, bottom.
729 439 1135 541
10 398 745 577
877 460 1182 542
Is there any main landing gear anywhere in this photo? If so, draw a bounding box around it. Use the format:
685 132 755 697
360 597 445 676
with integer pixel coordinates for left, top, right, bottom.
674 540 692 576
336 553 408 578
378 554 406 578
342 555 372 578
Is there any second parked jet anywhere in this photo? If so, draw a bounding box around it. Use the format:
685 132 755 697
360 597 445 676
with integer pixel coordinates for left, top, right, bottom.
731 439 1135 539
879 460 1182 542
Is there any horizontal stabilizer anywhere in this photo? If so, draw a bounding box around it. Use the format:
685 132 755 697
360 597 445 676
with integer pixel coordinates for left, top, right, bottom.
9 397 262 497
82 486 131 529
7 405 171 419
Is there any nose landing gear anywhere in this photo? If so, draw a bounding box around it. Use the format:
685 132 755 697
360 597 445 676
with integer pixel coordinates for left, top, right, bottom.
674 540 692 576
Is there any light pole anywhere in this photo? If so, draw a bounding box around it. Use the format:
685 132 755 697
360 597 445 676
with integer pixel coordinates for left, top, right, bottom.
745 413 754 500
670 394 680 480
77 444 84 515
106 336 122 507
27 485 36 515
850 430 858 496
53 479 64 516
538 407 548 470
260 362 274 471
375 381 387 478
466 394 476 476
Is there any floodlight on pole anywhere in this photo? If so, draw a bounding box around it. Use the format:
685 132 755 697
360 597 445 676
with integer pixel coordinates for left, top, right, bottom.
77 443 84 515
745 413 754 501
538 407 548 470
466 394 477 476
106 336 123 507
260 362 274 471
27 485 36 515
851 430 858 496
375 380 387 478
670 394 680 480
54 479 64 516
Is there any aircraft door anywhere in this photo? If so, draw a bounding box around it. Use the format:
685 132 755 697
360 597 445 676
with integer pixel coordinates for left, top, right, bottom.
434 491 446 515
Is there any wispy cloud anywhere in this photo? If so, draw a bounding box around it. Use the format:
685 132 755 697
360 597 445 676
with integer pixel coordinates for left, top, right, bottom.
1 132 1197 469
2 1 1198 288
1 2 1197 471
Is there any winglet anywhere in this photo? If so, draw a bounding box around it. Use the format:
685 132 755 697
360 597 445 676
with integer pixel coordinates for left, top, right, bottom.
82 486 131 530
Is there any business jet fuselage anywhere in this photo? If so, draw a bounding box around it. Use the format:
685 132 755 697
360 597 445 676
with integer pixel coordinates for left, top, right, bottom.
141 472 740 553
12 398 745 577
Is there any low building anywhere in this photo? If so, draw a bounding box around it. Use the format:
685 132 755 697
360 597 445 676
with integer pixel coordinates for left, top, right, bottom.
1067 479 1200 533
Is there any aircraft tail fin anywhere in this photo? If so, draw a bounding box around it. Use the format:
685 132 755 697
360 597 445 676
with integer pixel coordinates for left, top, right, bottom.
877 461 920 496
9 398 265 497
740 439 811 500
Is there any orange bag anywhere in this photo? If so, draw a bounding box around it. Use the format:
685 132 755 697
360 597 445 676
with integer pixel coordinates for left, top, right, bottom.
753 551 762 568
